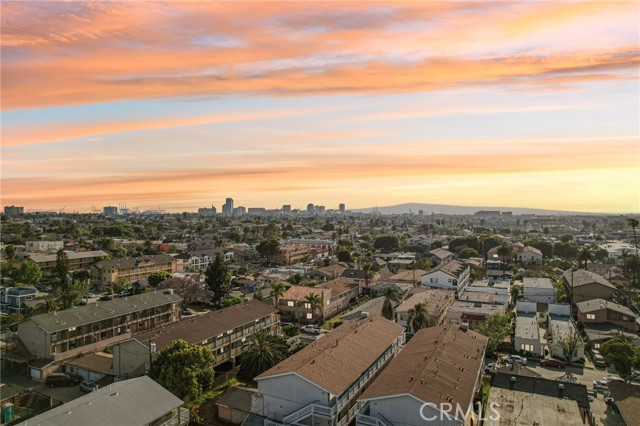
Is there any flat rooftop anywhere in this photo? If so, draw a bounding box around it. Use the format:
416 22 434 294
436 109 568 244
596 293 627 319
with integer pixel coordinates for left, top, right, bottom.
486 387 586 426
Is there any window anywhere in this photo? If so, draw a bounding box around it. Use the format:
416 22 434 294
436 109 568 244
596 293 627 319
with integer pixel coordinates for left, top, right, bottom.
287 301 294 307
520 344 534 352
594 343 600 349
306 313 313 319
586 314 596 320
304 303 311 309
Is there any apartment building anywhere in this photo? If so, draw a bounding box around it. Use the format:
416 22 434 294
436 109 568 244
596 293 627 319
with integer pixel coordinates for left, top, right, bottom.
395 289 455 333
132 300 279 368
249 316 405 426
517 246 543 266
563 269 616 304
277 279 360 324
357 325 488 426
91 254 178 291
523 277 556 303
25 240 64 253
576 299 639 349
17 291 182 362
0 287 38 314
27 250 108 273
421 261 471 296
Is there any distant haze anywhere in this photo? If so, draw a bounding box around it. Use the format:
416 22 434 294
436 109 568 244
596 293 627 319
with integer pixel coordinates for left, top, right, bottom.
352 203 613 216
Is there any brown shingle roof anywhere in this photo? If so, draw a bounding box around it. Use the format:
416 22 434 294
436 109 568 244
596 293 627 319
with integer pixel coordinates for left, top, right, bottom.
388 269 428 283
316 277 359 296
429 248 454 260
133 300 277 351
432 260 467 278
563 269 616 289
395 290 455 316
608 381 640 426
65 352 113 375
256 315 404 395
576 298 636 317
359 325 487 410
282 285 331 302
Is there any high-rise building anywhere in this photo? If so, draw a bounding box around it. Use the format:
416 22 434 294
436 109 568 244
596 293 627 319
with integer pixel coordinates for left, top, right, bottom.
316 205 325 215
222 198 234 216
198 205 217 217
103 206 118 216
4 205 24 216
306 203 315 216
234 206 246 216
282 205 291 214
339 203 346 214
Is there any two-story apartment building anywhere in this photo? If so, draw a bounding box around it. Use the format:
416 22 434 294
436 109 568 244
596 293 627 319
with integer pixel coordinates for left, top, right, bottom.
576 299 639 349
357 325 488 426
316 278 361 315
428 248 455 266
132 300 279 369
395 290 455 333
517 246 543 266
27 250 108 273
278 279 360 324
563 269 617 304
25 240 64 253
175 248 234 272
523 277 556 303
249 316 405 426
91 254 178 291
17 291 182 363
0 287 38 314
420 261 470 296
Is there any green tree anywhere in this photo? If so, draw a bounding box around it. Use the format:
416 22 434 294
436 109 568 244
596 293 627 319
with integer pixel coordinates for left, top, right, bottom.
497 243 511 273
600 339 640 383
271 282 289 307
459 247 479 259
627 218 639 288
304 292 324 324
54 249 70 289
4 245 17 263
149 339 215 400
510 285 521 304
336 248 353 263
16 260 42 286
240 330 288 380
554 241 579 259
112 277 129 294
557 330 584 365
381 287 398 320
253 291 264 301
205 253 232 308
256 238 281 264
475 313 512 353
407 303 431 333
148 271 173 287
578 247 592 269
373 235 400 252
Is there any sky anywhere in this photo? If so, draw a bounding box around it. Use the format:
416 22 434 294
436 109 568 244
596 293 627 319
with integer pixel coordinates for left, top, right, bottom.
1 1 639 214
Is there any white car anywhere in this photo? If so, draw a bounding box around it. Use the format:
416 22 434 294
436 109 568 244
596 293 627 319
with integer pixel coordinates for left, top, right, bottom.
504 355 527 365
301 325 322 335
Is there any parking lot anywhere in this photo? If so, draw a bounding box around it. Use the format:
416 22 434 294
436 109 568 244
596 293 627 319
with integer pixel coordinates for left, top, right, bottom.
2 368 85 403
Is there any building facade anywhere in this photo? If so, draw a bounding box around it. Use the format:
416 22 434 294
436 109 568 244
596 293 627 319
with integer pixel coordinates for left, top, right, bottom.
91 254 178 291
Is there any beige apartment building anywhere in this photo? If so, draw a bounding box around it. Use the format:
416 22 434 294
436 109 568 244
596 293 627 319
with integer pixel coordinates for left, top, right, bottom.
91 254 178 291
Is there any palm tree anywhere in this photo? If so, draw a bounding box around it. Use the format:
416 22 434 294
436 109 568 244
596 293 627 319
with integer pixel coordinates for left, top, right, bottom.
381 287 398 320
241 330 288 380
628 218 639 288
578 247 592 269
271 282 288 308
305 292 324 324
362 262 372 291
407 302 431 334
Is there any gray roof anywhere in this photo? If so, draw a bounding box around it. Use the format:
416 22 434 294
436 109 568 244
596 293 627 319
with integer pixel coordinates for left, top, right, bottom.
515 314 539 340
563 269 616 290
94 254 175 270
15 376 183 426
24 291 182 333
27 250 108 263
216 386 256 412
576 298 636 317
523 277 554 289
340 297 386 321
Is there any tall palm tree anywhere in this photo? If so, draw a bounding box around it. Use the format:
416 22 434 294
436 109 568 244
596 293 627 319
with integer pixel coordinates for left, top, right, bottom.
241 330 288 380
407 302 431 334
578 247 592 270
271 282 288 308
381 287 399 320
305 292 324 324
497 243 511 274
628 218 639 288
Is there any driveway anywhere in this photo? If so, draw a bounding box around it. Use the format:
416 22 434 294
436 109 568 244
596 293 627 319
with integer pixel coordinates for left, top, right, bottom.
1 369 85 403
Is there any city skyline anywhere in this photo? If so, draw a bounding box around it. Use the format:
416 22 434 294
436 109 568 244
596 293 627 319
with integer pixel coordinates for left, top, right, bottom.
2 1 639 213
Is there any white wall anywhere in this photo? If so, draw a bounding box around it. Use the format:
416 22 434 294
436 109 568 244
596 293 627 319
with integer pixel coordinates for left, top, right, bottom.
368 394 464 426
548 303 571 317
256 373 330 421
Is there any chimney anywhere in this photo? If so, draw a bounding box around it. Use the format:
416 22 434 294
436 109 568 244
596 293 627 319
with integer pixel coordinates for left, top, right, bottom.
509 376 516 390
558 384 565 399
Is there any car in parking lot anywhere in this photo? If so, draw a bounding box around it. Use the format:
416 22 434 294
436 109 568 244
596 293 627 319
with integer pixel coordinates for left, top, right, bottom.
539 358 566 368
80 380 99 392
301 325 322 335
182 308 195 316
504 355 527 365
99 295 113 301
45 373 83 388
593 380 609 390
84 292 96 298
485 362 498 372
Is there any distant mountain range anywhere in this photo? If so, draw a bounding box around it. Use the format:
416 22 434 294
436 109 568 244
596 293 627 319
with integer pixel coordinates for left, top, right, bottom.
351 203 605 216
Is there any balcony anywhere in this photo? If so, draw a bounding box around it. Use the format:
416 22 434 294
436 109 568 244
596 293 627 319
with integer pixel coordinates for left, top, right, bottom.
283 403 335 425
355 413 393 426
158 407 190 426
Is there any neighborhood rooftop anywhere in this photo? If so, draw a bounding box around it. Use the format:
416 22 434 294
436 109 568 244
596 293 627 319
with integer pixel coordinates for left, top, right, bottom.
134 299 277 350
26 291 183 333
256 315 404 395
360 325 487 410
576 298 636 317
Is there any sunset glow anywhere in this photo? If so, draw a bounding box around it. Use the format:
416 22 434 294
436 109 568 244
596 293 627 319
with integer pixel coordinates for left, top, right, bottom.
2 1 639 213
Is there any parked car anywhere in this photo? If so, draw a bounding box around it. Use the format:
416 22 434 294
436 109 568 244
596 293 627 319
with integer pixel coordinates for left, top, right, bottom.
504 355 527 365
593 380 609 390
99 295 113 301
485 362 498 372
84 292 96 298
301 325 322 335
46 373 83 388
539 358 567 368
279 322 295 328
118 290 133 298
182 308 195 316
80 380 99 392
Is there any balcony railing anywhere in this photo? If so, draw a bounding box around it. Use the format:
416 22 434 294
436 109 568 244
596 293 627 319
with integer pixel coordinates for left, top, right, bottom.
356 412 393 426
282 403 335 425
158 407 190 426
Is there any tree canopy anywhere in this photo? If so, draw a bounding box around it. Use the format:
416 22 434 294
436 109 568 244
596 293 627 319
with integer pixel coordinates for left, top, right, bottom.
148 271 173 287
373 235 400 252
16 260 42 286
240 330 288 380
205 253 232 308
149 339 216 400
600 336 640 383
475 313 512 353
